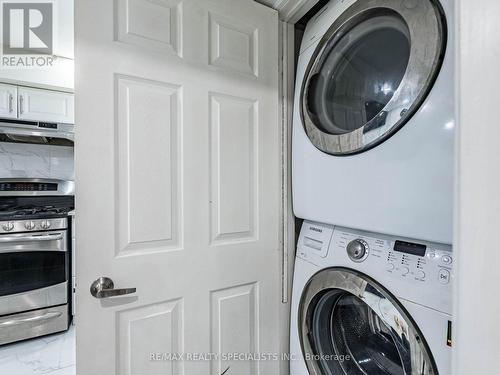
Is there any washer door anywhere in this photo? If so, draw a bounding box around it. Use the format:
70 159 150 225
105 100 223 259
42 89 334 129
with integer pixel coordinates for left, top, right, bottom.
299 268 437 375
301 0 446 155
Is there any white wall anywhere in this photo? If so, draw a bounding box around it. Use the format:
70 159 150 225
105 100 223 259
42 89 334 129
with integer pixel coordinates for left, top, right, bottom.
0 0 74 90
0 58 74 91
0 57 75 92
453 0 500 372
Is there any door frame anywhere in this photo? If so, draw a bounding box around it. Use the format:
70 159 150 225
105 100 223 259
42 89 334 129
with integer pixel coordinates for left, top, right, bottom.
452 0 500 372
278 19 296 375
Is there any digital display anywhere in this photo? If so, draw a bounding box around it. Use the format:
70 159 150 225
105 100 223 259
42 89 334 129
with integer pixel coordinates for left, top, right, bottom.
39 122 58 129
394 240 427 257
0 183 58 192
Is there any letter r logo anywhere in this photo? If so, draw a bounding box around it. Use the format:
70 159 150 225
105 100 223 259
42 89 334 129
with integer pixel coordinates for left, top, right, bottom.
2 2 53 55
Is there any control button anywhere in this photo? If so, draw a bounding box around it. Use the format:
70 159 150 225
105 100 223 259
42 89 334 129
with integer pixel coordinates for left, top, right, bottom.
2 221 14 231
438 269 451 284
24 221 36 230
386 263 395 271
416 270 426 280
346 239 369 262
441 255 453 265
40 220 51 230
400 266 410 276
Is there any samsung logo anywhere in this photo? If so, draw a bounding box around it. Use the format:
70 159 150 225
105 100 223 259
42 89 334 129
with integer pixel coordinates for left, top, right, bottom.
310 227 322 233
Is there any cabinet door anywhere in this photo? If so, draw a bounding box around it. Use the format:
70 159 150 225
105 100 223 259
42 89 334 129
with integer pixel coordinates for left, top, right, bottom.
18 87 74 123
0 83 17 119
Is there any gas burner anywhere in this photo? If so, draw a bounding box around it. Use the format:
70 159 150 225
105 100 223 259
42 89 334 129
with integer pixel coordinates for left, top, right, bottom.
0 206 71 219
0 189 74 222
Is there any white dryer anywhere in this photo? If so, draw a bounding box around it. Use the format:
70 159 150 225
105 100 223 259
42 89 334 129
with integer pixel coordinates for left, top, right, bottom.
292 0 455 243
290 221 453 375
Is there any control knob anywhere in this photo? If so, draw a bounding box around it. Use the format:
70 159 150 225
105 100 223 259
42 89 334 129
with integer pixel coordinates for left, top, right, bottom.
2 221 14 231
25 221 36 230
40 220 51 230
346 239 369 262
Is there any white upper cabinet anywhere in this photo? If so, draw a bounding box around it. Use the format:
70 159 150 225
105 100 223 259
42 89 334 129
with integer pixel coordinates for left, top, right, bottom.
18 87 74 124
0 84 17 119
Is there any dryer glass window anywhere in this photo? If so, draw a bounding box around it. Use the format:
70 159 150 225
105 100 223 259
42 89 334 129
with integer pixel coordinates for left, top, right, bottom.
310 290 407 374
300 0 446 155
305 14 410 136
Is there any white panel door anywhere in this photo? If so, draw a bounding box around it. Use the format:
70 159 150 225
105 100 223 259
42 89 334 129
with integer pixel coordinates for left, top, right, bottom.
75 0 281 374
0 83 17 119
18 87 75 123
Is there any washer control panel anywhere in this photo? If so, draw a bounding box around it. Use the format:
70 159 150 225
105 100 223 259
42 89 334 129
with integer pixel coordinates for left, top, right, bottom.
296 221 452 313
333 227 453 287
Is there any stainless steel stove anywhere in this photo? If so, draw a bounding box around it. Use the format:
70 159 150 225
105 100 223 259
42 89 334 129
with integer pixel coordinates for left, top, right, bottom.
0 178 74 346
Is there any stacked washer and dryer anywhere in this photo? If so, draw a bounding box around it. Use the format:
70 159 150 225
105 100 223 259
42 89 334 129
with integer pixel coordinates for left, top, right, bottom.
290 0 454 374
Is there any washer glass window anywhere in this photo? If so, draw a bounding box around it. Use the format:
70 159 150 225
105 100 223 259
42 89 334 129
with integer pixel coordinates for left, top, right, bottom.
301 0 446 155
299 269 437 375
311 290 408 374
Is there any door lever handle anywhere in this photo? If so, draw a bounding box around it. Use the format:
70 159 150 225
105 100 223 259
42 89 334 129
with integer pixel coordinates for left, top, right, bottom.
90 277 136 299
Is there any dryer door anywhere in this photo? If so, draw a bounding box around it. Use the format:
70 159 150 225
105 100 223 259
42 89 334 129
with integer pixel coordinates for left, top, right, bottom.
299 268 437 375
301 0 446 155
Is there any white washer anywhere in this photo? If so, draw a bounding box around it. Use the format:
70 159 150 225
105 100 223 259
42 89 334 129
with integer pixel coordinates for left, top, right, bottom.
291 221 452 375
292 0 455 243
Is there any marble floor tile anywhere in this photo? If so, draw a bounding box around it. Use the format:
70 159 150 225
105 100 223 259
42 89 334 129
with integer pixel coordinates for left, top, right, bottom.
0 326 75 375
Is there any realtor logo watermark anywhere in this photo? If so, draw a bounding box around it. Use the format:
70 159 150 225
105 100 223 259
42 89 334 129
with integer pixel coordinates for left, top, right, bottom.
1 1 55 68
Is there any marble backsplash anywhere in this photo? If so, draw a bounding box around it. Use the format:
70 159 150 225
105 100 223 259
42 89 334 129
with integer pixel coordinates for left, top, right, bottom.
0 142 74 180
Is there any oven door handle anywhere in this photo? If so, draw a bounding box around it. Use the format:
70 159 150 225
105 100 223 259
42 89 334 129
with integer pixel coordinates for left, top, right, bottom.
0 311 63 327
0 233 64 243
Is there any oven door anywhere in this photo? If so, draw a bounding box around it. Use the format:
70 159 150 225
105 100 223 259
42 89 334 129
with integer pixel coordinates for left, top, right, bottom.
0 230 68 316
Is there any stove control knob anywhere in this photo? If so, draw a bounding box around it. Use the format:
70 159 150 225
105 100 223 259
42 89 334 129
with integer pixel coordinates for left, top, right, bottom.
2 221 14 231
25 221 36 230
40 220 51 230
347 239 369 262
